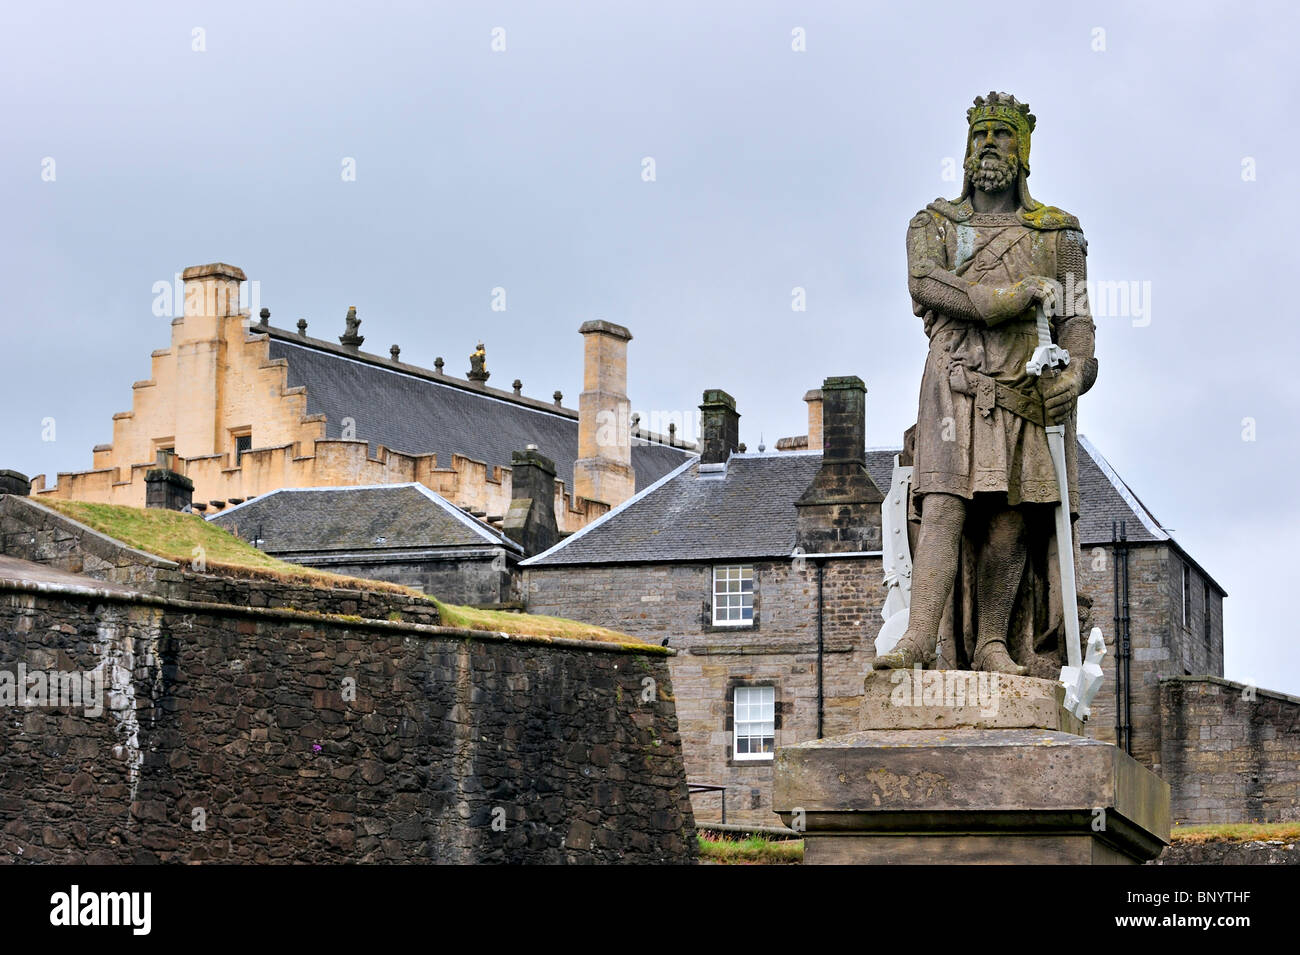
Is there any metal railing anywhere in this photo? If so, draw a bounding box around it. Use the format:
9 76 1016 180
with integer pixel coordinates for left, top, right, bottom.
688 783 727 824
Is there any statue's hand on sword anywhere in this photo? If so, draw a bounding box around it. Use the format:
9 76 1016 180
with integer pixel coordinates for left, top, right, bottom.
1042 364 1083 422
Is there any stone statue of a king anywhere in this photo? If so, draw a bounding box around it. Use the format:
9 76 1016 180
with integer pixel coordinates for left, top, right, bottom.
873 92 1097 677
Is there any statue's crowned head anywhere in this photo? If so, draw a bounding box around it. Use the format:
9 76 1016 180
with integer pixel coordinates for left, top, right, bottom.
959 92 1040 208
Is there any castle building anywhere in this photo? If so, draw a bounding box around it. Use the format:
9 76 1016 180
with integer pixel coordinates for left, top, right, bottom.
208 483 526 606
32 263 695 532
523 380 1298 827
24 263 1296 828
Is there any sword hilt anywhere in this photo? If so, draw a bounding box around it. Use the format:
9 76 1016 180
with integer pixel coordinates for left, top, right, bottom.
1026 304 1070 377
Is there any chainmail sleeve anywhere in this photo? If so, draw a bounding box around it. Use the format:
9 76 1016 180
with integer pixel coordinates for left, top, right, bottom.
907 210 983 323
1055 228 1098 394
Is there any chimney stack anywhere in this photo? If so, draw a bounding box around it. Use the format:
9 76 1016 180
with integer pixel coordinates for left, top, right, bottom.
794 376 883 553
182 263 245 322
505 446 559 555
0 470 31 497
699 389 740 464
574 320 635 506
804 389 824 451
145 453 194 512
176 263 246 461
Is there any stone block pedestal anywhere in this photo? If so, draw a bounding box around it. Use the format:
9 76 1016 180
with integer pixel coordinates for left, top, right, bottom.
773 672 1170 864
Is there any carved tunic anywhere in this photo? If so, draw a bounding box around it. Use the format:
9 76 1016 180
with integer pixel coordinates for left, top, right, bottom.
906 198 1096 513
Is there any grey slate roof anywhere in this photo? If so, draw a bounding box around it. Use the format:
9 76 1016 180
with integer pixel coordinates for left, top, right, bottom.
1075 436 1166 545
267 337 693 493
209 483 520 556
524 437 1180 567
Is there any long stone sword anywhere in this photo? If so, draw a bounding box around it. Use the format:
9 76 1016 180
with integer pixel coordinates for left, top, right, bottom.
1025 304 1083 674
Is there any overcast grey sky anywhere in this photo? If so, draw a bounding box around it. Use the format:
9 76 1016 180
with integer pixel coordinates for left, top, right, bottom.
4 1 1297 692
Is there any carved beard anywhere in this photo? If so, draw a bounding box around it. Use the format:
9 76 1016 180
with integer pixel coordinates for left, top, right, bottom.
965 152 1019 193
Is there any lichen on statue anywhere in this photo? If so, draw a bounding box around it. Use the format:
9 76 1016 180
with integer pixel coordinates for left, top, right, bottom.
873 92 1096 677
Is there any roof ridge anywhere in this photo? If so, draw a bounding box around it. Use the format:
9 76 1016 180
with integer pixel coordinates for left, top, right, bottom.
272 336 585 425
1077 434 1168 541
406 482 522 552
521 456 699 565
205 481 423 521
210 482 522 552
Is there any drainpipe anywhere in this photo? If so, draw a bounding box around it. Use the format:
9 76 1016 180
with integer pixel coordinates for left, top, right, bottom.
1120 520 1133 756
1113 520 1123 749
816 558 825 740
1112 519 1133 756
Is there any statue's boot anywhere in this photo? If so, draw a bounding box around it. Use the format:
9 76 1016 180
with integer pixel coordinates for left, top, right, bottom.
872 631 934 670
972 639 1028 676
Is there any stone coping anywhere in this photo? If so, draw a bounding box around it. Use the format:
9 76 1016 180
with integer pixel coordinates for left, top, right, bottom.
3 495 180 568
1161 674 1300 707
0 566 670 656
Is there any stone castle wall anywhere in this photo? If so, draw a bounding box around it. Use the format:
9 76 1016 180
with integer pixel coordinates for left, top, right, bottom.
0 495 696 863
294 555 520 607
1159 677 1300 825
1078 543 1225 774
0 494 441 623
0 579 695 863
525 557 885 825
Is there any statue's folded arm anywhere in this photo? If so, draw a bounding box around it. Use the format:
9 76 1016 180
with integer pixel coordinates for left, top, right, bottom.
907 211 1026 327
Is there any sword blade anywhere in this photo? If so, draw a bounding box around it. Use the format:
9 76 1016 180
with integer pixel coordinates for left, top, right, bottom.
1047 424 1083 670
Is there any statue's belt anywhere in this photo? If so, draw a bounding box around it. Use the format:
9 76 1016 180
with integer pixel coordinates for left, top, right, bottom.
948 363 1046 428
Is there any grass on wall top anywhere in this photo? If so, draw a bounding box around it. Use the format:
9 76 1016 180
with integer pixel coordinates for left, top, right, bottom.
37 499 656 649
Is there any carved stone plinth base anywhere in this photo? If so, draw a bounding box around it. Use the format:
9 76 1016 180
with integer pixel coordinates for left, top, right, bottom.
775 682 1170 864
860 669 1084 734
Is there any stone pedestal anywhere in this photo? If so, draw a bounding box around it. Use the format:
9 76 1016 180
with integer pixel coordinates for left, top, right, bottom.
773 671 1170 864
